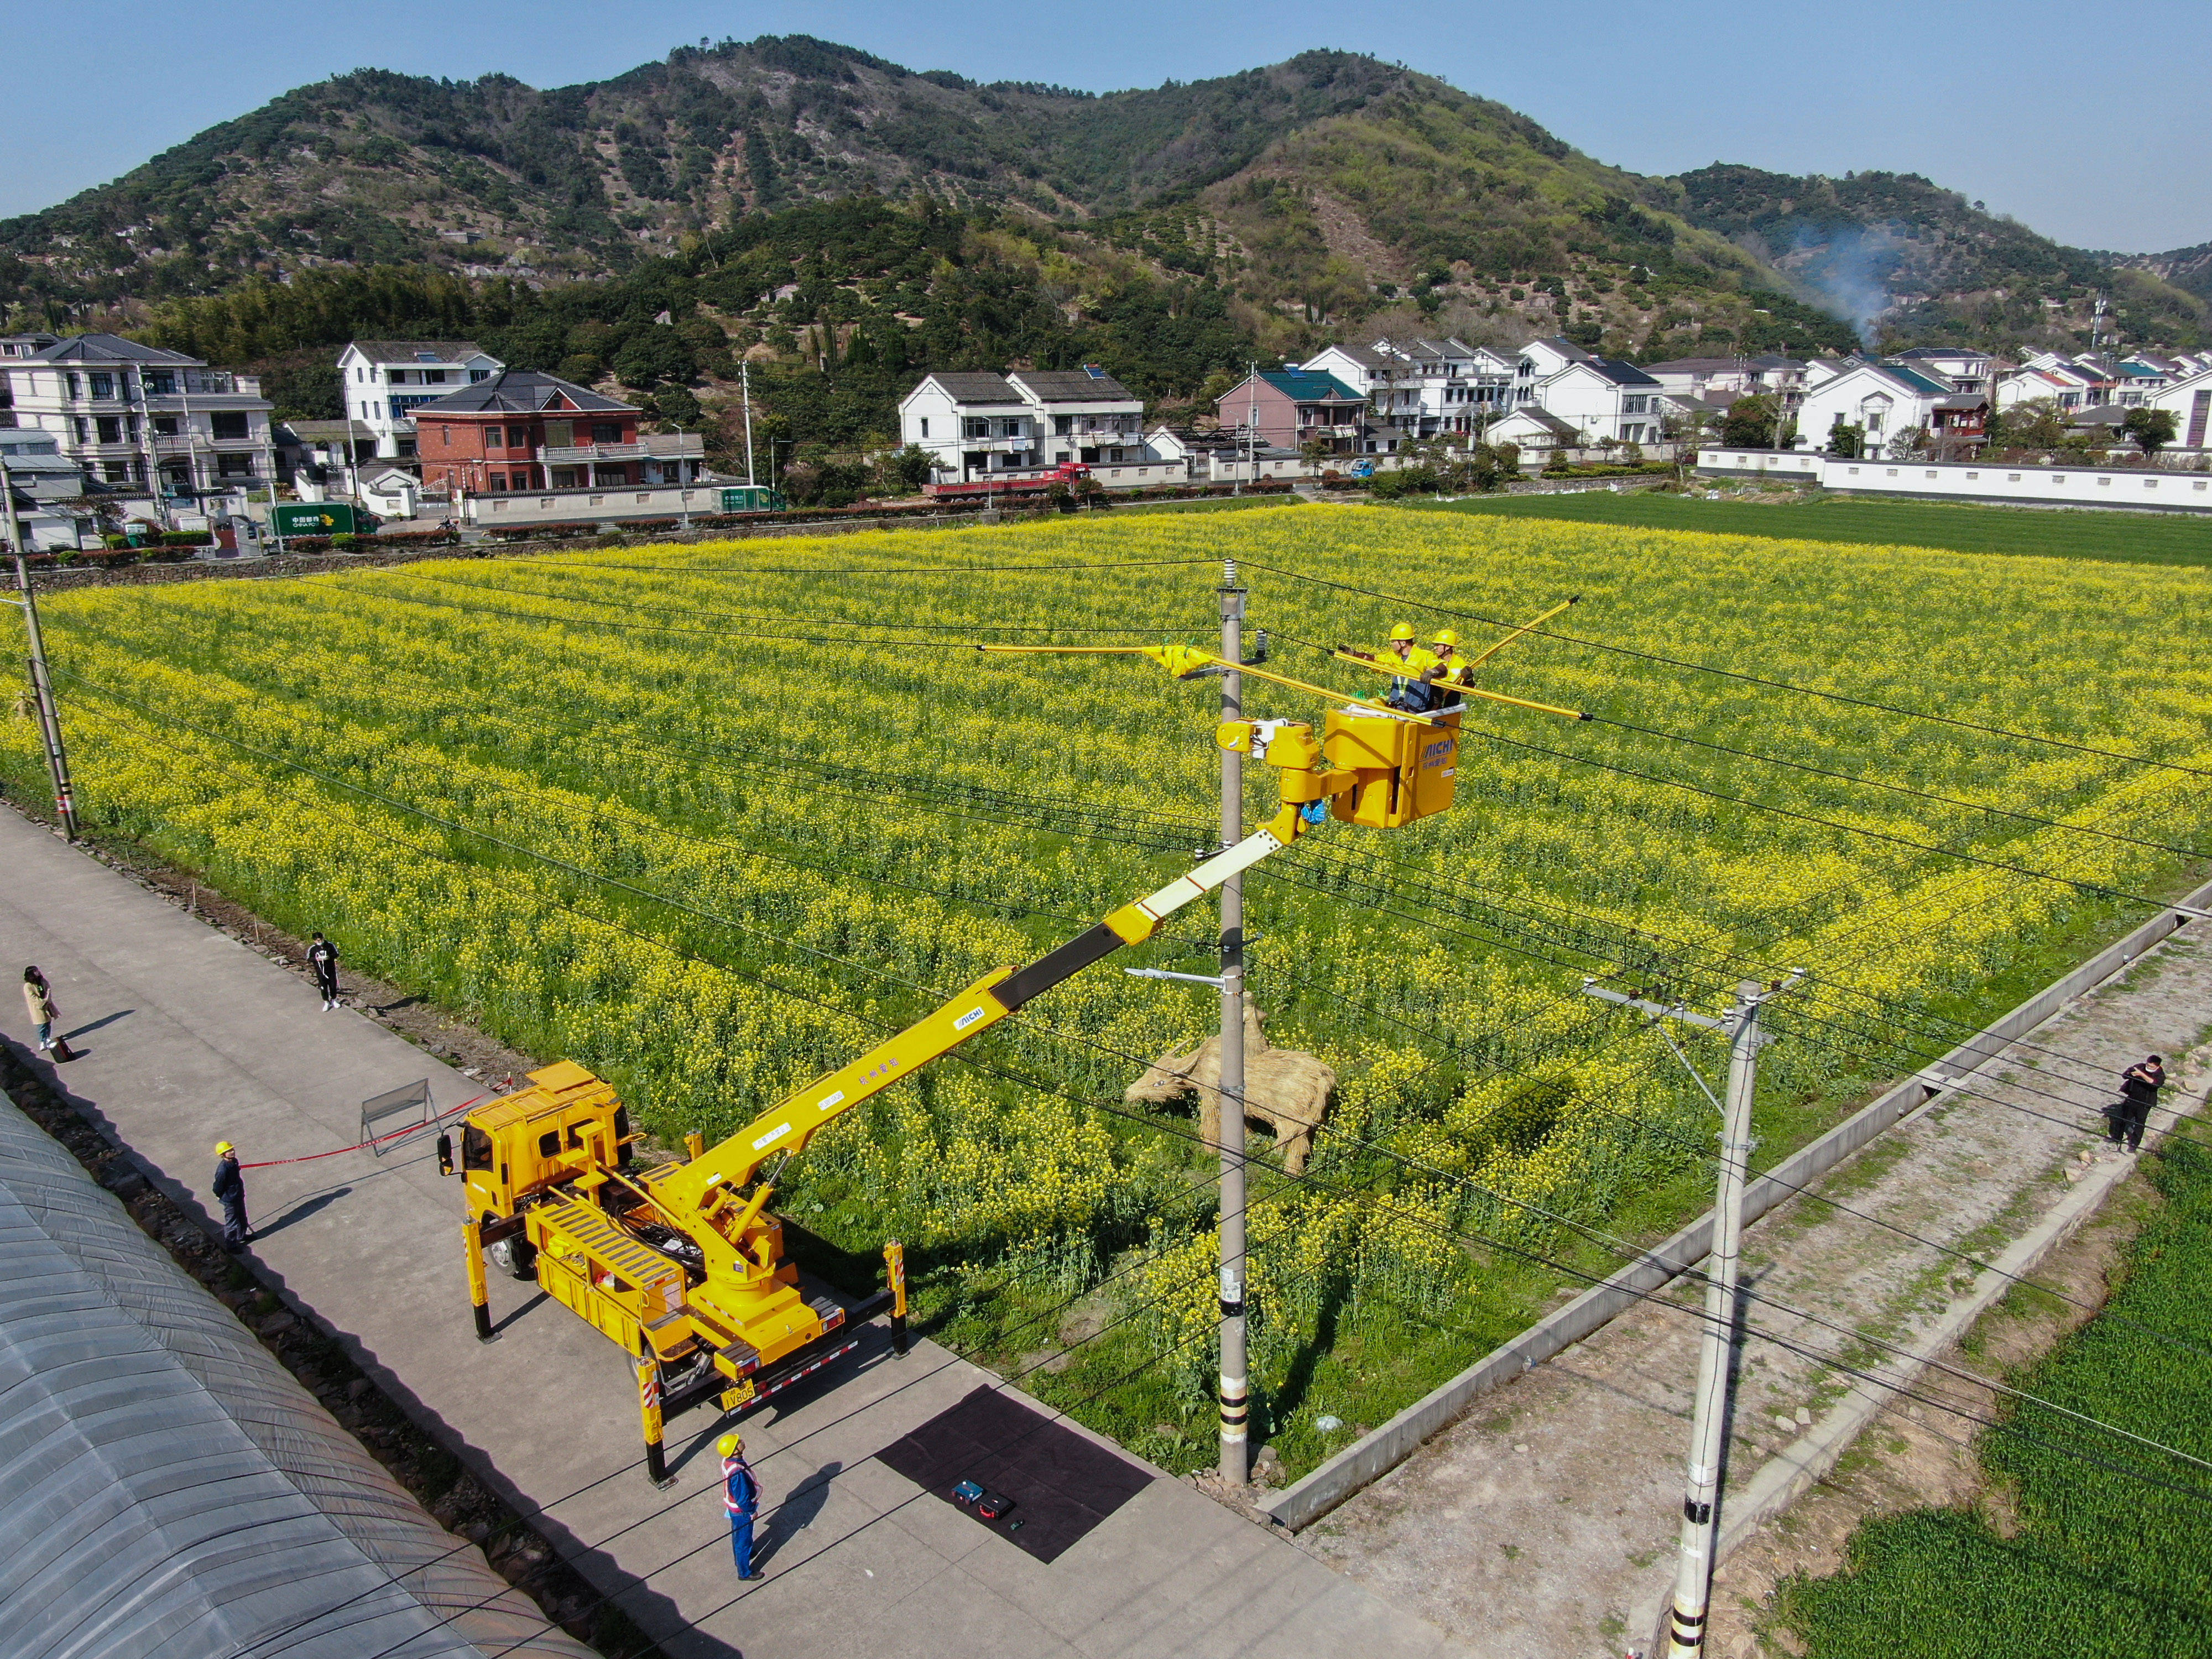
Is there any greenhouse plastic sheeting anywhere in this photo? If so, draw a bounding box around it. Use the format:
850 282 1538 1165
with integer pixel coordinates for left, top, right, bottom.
0 1094 594 1659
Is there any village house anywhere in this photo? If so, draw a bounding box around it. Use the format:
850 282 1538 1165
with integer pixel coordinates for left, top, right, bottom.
1890 347 1995 395
337 340 504 460
1300 338 1515 444
412 369 704 495
1531 356 1668 450
1796 358 1989 459
1214 368 1369 453
1641 354 1809 413
897 367 1148 483
1481 407 1584 468
0 333 275 496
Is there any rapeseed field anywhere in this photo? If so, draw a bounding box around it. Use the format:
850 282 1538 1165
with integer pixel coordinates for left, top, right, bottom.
12 504 2211 1472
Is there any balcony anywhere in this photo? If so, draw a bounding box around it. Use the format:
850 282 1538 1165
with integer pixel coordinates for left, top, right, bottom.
538 432 705 465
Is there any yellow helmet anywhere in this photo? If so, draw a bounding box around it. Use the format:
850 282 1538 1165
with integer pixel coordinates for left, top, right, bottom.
214 1141 234 1156
1388 622 1417 641
1431 628 1460 649
717 1432 743 1457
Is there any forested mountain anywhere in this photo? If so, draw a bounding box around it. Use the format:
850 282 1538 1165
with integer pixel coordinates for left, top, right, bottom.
1667 164 2204 353
2 34 2203 469
0 36 1857 368
2119 238 2212 306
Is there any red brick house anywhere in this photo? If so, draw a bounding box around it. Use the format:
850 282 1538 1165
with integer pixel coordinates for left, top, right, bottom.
414 369 673 493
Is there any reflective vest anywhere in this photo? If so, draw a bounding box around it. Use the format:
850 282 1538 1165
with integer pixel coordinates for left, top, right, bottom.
723 1455 758 1517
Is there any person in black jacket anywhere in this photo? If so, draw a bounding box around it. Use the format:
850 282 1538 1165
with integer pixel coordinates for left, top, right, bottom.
308 932 340 1011
212 1140 251 1249
2107 1054 2165 1152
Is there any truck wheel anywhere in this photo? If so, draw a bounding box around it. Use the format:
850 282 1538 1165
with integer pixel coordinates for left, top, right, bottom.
487 1224 536 1281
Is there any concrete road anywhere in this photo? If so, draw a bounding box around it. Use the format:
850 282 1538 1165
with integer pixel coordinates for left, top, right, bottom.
0 806 1465 1659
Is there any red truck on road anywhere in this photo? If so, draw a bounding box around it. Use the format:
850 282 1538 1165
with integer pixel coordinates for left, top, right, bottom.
924 461 1093 503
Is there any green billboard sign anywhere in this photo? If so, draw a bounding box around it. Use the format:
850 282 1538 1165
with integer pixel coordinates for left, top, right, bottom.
718 487 785 514
272 502 357 538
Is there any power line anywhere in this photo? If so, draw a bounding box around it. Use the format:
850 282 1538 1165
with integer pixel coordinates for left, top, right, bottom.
61 643 2207 1193
71 669 2212 1392
1239 556 2212 784
1262 623 2212 868
58 617 2212 1349
55 643 2196 1168
64 684 2212 1658
1451 712 2201 926
328 565 1177 638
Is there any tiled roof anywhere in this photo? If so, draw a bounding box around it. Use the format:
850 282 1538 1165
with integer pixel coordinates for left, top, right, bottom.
412 369 633 415
1874 362 1955 397
1592 358 1662 387
346 340 486 362
1492 408 1582 438
1318 342 1396 369
920 372 1024 404
1255 369 1364 402
1010 368 1138 403
29 333 197 366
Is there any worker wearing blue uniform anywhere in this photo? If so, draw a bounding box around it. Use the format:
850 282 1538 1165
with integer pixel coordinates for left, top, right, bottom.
212 1141 251 1251
720 1432 762 1579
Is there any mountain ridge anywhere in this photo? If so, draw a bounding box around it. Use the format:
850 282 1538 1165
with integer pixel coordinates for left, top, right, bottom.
1 36 2201 360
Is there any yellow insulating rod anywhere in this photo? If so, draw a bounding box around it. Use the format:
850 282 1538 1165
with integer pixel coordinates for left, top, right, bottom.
979 641 1441 723
1460 595 1581 671
1328 649 1586 722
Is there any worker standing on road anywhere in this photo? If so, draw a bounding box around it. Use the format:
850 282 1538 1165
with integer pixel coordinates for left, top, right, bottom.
212 1140 251 1250
720 1432 761 1580
2107 1054 2165 1152
308 932 341 1011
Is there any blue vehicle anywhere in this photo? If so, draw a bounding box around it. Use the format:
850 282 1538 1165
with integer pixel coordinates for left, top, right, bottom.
1350 460 1374 479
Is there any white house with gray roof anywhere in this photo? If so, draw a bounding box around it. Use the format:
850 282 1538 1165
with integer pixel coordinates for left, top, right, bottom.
1301 337 1515 444
1528 356 1668 449
337 340 503 461
1797 359 1989 458
2 333 274 497
898 367 1150 484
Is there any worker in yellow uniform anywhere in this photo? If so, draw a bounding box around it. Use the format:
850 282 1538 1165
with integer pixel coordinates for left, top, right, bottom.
1382 622 1444 712
1342 623 1445 712
1427 628 1469 693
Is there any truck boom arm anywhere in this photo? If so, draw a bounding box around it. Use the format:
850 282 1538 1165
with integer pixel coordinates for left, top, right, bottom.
650 811 1316 1215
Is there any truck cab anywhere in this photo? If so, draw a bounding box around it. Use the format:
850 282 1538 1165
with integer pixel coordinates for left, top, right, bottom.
460 1061 633 1268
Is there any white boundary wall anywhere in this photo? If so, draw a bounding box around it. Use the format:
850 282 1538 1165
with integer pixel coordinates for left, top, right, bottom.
1698 448 2212 512
1264 880 2212 1531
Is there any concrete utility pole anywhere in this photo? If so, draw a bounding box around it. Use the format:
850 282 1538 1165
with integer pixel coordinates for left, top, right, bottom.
1 457 79 839
742 358 757 489
1217 557 1249 1488
1582 972 1800 1658
1242 363 1258 494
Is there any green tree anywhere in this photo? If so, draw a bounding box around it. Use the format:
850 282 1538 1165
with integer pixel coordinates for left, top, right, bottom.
1720 393 1788 448
1824 419 1865 458
2122 405 2178 455
1988 398 2068 452
877 444 932 495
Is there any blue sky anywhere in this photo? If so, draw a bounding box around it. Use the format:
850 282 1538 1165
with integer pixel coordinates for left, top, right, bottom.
6 1 2204 253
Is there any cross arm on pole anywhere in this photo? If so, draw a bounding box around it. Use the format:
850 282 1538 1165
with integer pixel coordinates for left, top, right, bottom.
1578 978 1728 1031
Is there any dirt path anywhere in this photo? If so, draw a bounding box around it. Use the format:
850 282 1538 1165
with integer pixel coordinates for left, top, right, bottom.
1300 930 2212 1658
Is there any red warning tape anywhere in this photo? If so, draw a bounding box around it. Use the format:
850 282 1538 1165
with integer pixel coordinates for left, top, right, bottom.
238 1095 487 1168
